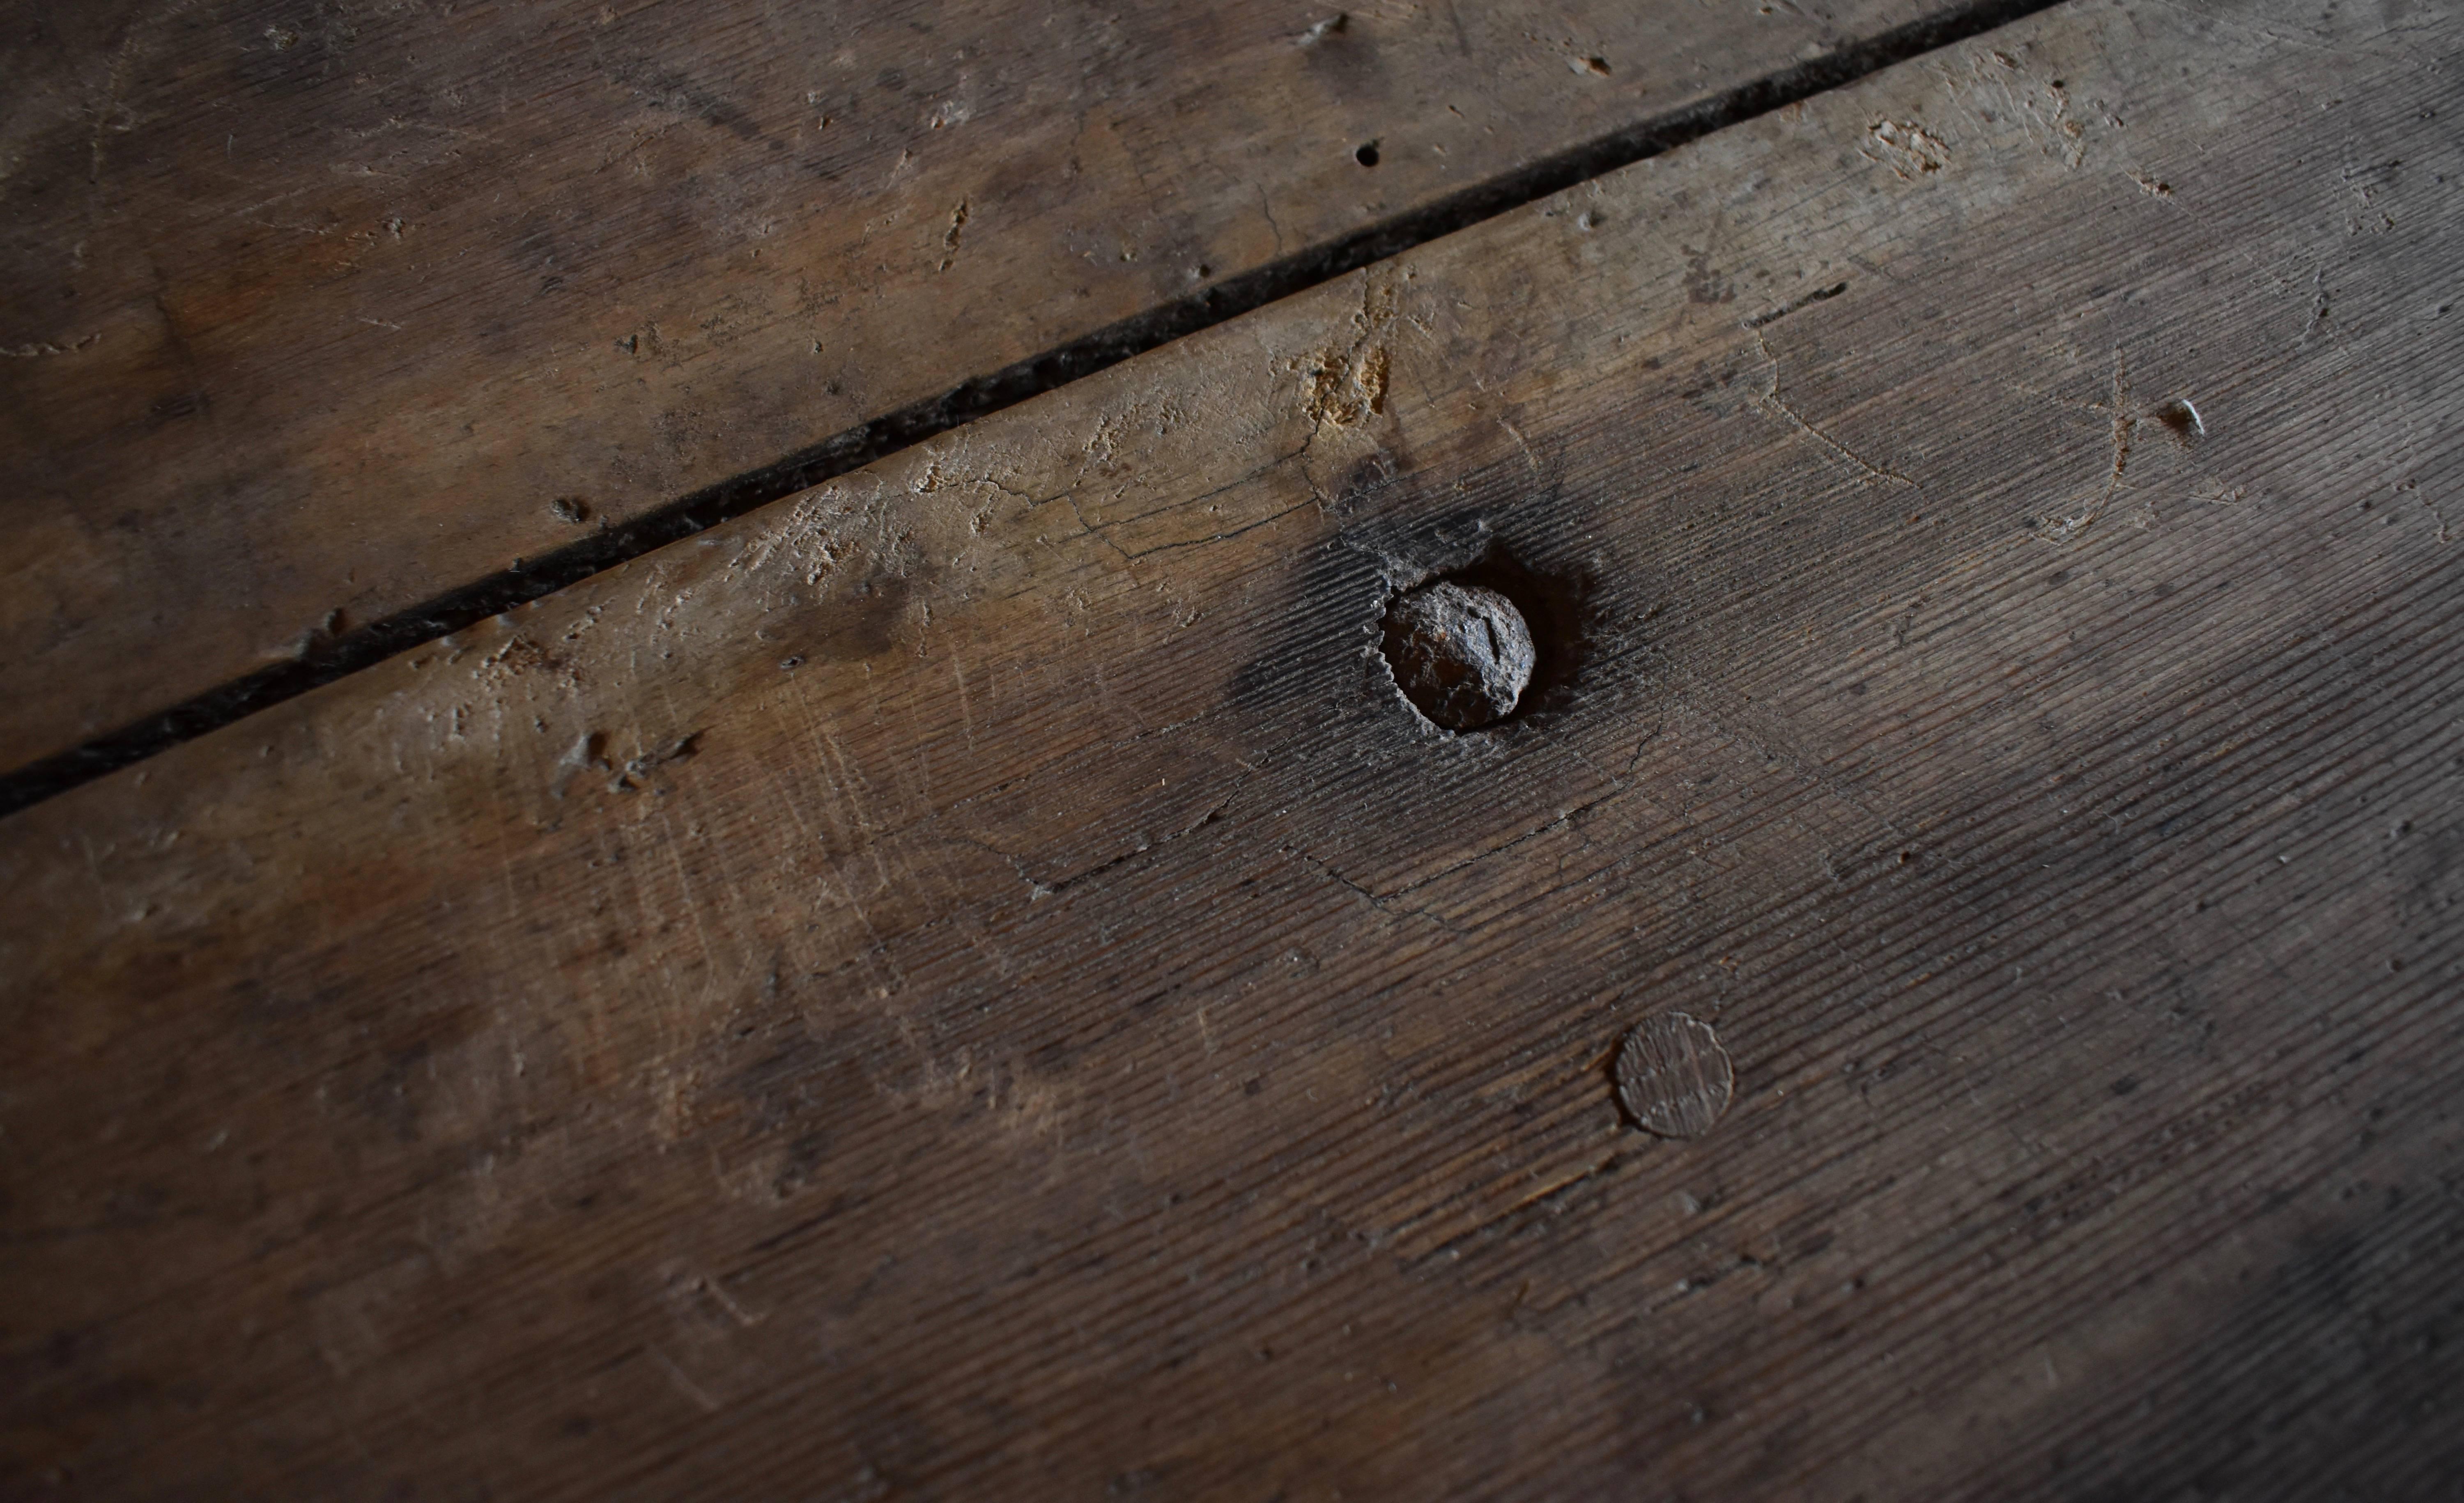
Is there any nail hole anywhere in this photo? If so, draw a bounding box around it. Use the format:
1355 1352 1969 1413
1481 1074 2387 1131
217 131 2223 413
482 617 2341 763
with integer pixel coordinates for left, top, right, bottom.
1354 140 1381 167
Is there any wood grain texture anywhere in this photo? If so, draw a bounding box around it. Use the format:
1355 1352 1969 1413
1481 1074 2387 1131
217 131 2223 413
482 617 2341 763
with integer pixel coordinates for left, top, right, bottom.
0 0 1950 776
6 0 2463 1494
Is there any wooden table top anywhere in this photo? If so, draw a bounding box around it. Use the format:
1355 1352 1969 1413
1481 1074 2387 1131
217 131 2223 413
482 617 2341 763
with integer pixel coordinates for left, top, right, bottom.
4 0 2460 1495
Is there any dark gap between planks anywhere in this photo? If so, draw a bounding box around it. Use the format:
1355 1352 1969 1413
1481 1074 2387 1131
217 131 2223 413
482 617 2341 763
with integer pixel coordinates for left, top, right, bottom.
0 0 2065 820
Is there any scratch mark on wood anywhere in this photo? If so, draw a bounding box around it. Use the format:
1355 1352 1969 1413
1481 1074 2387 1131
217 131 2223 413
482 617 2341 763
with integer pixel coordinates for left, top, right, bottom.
2 333 105 358
1751 328 1915 489
648 1344 722 1413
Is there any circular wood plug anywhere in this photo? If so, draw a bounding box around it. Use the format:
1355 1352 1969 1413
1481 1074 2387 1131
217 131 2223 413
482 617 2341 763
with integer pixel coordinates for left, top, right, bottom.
1614 1012 1733 1139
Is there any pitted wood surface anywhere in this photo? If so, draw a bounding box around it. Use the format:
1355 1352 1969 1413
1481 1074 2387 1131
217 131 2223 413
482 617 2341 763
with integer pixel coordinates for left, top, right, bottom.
4 0 2462 1494
0 0 1950 775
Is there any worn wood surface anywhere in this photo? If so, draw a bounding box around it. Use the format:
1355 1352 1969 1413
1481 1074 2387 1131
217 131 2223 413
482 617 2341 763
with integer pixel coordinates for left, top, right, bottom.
0 0 1956 777
7 0 2463 1494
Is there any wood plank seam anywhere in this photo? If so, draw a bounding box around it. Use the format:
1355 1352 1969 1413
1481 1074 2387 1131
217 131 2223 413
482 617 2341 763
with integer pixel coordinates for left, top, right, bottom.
0 0 2067 821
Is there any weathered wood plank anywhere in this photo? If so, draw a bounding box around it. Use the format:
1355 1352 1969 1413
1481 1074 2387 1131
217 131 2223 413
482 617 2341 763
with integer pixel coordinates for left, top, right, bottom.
5 0 2462 1494
0 0 1963 777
